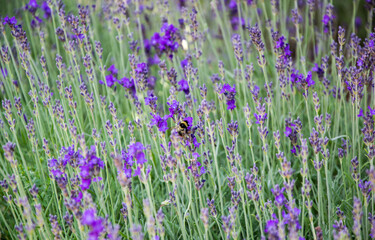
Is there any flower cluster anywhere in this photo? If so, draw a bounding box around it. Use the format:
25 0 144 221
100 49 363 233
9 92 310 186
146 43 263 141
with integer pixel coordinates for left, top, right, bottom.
79 147 104 190
322 4 335 33
178 79 190 95
123 142 149 178
24 0 51 28
290 70 315 97
145 23 179 60
221 83 236 110
150 113 169 133
226 0 245 31
99 64 119 88
187 153 206 190
81 208 105 239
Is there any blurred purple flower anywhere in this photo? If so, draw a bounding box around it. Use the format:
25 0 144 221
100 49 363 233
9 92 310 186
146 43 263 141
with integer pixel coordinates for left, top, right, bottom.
99 74 117 87
136 62 148 75
3 16 17 26
1 68 8 78
254 112 267 125
284 126 292 137
358 108 364 117
119 77 135 90
178 79 190 95
81 208 105 240
80 178 92 190
145 92 158 111
30 16 42 28
167 100 181 118
271 185 285 207
25 0 39 14
42 2 51 19
265 214 279 238
368 106 375 116
107 64 118 75
150 113 169 133
322 15 330 25
78 147 104 190
312 63 324 79
221 83 236 110
148 23 179 59
181 58 188 70
128 142 147 165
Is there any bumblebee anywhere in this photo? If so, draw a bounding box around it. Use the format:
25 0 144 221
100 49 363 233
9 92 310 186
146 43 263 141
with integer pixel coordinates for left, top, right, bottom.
177 120 190 137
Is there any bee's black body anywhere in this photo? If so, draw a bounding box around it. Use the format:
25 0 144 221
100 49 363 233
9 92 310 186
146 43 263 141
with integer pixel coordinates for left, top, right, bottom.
177 121 189 136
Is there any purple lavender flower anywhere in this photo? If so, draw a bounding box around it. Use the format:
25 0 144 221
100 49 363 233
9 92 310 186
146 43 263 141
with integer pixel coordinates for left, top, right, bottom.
358 180 371 201
230 16 245 31
275 35 285 49
312 63 324 79
63 146 83 168
30 16 43 29
99 65 120 87
147 76 156 90
48 157 67 178
191 135 201 150
231 34 243 62
150 113 169 133
187 153 206 190
220 83 236 110
322 15 330 26
207 198 217 217
25 0 39 14
225 0 245 30
145 92 158 112
3 16 17 26
1 68 7 78
248 25 265 53
81 208 105 240
200 208 209 229
305 72 315 87
352 197 362 238
49 215 62 239
254 103 267 125
99 74 117 88
284 126 293 137
183 116 192 130
136 62 148 75
265 214 279 239
283 205 303 238
187 155 205 174
128 142 147 165
322 4 335 33
122 142 149 179
368 106 375 116
107 64 119 75
178 79 190 95
130 224 144 240
148 23 179 59
79 146 104 190
290 69 315 97
119 77 136 97
271 185 286 208
369 213 375 238
41 2 51 19
3 142 16 165
333 219 349 239
181 58 189 71
167 100 181 119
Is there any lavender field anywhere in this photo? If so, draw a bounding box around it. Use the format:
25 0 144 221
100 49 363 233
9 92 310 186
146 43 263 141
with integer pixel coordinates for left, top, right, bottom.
0 0 374 239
